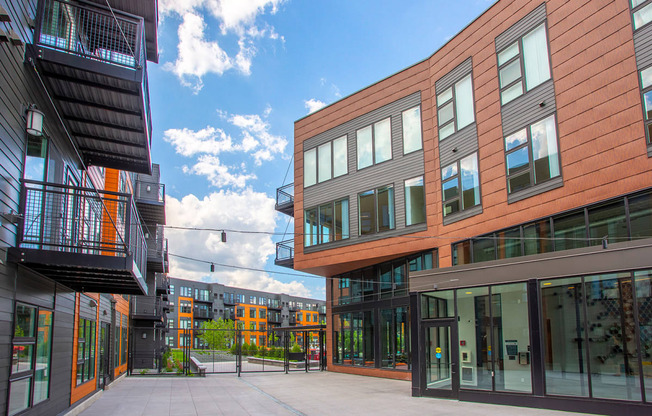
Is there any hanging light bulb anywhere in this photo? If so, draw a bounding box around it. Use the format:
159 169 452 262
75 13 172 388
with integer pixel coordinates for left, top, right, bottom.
221 231 227 243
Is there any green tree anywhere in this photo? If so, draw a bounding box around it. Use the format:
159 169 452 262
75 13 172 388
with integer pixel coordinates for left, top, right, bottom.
197 319 235 351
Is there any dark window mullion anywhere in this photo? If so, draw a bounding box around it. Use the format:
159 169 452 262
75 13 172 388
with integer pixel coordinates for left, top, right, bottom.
518 37 528 92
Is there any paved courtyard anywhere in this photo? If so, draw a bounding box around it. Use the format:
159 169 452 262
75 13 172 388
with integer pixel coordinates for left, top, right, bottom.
76 371 597 416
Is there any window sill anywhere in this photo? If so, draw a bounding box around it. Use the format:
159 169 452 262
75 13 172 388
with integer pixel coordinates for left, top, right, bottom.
507 176 563 204
443 205 483 226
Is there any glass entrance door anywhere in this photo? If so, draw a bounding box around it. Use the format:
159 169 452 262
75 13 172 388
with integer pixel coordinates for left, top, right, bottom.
424 320 458 398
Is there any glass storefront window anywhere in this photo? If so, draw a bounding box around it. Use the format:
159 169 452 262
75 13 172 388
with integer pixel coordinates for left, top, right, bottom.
541 277 589 397
421 290 455 319
588 201 628 245
585 273 641 401
456 287 492 391
634 270 652 401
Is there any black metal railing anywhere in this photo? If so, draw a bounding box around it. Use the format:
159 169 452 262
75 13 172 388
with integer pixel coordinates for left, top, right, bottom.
135 179 165 204
16 180 147 275
275 183 293 207
275 239 294 263
156 273 169 294
145 224 164 259
132 296 162 317
193 309 211 319
35 0 145 69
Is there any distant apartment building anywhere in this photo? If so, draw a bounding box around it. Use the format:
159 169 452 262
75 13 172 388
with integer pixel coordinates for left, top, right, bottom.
275 0 652 414
0 0 164 415
165 278 326 349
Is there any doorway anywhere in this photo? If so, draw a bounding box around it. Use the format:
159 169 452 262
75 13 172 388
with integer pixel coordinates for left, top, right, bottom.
422 319 458 398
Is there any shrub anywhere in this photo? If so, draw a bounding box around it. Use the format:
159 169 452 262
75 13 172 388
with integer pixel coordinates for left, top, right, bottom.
249 343 258 356
291 343 302 353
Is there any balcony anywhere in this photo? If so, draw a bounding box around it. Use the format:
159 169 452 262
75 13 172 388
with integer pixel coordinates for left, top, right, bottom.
275 239 294 269
267 313 281 324
25 0 153 174
135 164 165 224
156 273 169 295
8 180 147 294
131 296 163 321
275 183 294 216
145 225 166 273
193 309 212 320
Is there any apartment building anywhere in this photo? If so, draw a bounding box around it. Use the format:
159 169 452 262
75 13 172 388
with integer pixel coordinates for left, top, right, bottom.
276 0 652 413
165 277 326 349
0 0 162 414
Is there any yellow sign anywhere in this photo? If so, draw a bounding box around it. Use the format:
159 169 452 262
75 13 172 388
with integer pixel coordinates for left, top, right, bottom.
435 347 441 354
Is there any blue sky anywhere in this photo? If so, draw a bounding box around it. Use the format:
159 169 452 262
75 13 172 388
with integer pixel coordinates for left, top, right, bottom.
150 0 494 300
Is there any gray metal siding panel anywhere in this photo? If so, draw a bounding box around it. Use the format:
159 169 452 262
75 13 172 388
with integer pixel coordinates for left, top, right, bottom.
500 79 556 136
507 176 564 204
438 124 479 168
495 3 547 52
435 58 473 93
442 204 484 226
634 23 652 70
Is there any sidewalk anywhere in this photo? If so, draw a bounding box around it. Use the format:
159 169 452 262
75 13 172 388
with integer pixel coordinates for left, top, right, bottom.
79 372 594 416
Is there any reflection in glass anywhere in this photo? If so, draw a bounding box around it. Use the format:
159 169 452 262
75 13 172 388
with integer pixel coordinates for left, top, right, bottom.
460 153 480 210
318 142 331 183
405 176 425 226
588 201 628 245
34 310 53 404
629 191 652 240
402 106 422 154
357 126 373 169
304 148 316 187
14 305 36 338
530 115 559 184
437 87 452 106
319 203 333 244
334 199 349 240
633 3 652 29
498 42 519 66
377 186 395 232
493 283 532 393
333 314 342 364
358 190 375 235
553 210 586 251
541 277 589 397
363 311 374 367
522 24 551 90
304 208 318 247
452 240 471 265
500 58 521 88
472 236 495 263
523 219 552 256
455 74 475 130
634 270 652 400
12 344 33 374
380 264 392 299
421 290 455 319
374 118 392 164
585 274 641 401
427 325 452 390
497 227 522 259
332 136 347 177
456 287 492 390
381 309 394 368
8 378 31 416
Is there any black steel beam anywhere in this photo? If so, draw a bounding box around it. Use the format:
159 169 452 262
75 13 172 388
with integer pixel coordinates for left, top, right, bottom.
72 133 148 149
54 95 142 116
66 116 144 133
41 70 140 96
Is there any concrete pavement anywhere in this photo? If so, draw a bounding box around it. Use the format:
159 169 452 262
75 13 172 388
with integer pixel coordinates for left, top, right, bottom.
78 372 595 416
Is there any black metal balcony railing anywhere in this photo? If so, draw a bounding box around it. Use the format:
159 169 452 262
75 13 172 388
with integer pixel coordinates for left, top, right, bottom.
275 183 294 216
156 273 169 295
10 180 147 294
26 0 153 174
275 239 294 268
145 225 166 273
135 178 165 225
132 296 162 320
136 180 165 204
193 309 211 319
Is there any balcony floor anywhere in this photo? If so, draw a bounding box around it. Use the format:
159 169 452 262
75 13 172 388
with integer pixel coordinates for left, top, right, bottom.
9 247 147 295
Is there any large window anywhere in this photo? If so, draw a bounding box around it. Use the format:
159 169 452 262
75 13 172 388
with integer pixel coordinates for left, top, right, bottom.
179 286 192 297
357 118 392 169
504 114 560 194
9 304 53 416
380 307 410 370
497 23 551 105
379 262 407 299
120 316 128 365
76 317 96 385
179 300 192 314
304 198 349 247
304 136 348 187
437 73 475 140
402 106 422 153
405 176 425 226
442 153 480 217
452 190 652 266
333 312 374 367
632 0 652 30
358 185 394 235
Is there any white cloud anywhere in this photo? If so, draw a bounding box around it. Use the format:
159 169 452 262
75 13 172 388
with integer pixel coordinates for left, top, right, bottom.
160 0 286 91
166 191 311 297
183 155 256 188
304 98 326 114
164 107 287 187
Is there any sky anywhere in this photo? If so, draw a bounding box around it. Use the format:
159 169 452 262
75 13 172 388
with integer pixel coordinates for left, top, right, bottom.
150 0 495 300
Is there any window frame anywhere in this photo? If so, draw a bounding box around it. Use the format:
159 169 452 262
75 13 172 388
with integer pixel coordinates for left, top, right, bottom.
402 105 423 154
304 197 350 247
631 0 652 31
304 135 348 188
503 113 561 196
356 117 393 170
441 152 481 218
436 72 475 141
358 184 395 236
404 175 426 227
9 303 54 415
496 22 552 105
638 65 652 148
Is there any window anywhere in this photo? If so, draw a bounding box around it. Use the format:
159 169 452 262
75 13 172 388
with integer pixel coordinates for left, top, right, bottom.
304 198 349 247
304 136 347 187
379 262 407 299
259 309 266 319
195 289 209 302
408 250 437 273
76 317 96 385
120 316 128 365
236 307 244 318
442 153 480 217
250 308 256 318
357 118 392 169
179 318 191 329
504 114 560 194
632 0 652 30
380 307 410 370
405 176 425 226
639 66 652 145
260 323 266 332
250 322 256 330
168 319 175 329
333 312 374 367
402 106 422 153
358 185 395 235
306 314 311 322
9 304 53 415
297 312 303 321
179 286 192 297
497 23 551 105
169 285 175 295
436 73 474 140
179 300 192 314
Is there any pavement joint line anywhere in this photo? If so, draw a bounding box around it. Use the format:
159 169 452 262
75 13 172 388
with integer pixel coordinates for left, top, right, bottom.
237 376 307 416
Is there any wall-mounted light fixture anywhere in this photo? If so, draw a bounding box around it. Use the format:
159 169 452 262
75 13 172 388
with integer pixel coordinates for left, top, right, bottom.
25 105 44 136
142 332 147 339
146 185 151 192
89 299 97 308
